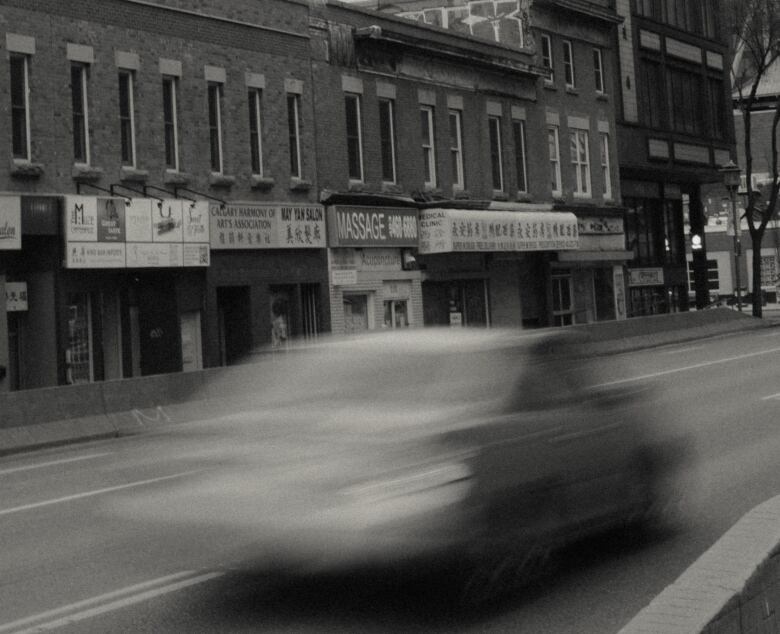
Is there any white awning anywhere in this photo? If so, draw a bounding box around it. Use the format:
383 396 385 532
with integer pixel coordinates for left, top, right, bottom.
418 208 579 255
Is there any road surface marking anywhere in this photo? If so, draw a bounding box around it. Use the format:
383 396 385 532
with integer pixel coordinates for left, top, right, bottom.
0 570 223 633
0 452 113 476
593 345 780 387
761 392 780 401
660 345 704 355
760 330 780 337
0 469 203 517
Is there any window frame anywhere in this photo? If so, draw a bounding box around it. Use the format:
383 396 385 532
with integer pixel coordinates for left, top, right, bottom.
563 40 575 89
488 115 504 192
541 34 554 83
70 62 90 165
420 105 437 188
378 98 397 184
548 125 562 196
448 108 465 190
570 128 592 198
593 48 605 94
287 93 302 179
600 132 612 199
248 88 264 176
162 76 180 171
207 81 224 174
10 53 31 162
344 92 364 182
118 70 136 168
512 118 528 194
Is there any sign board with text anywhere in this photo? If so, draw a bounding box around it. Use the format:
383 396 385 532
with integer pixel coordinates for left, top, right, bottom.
628 267 664 287
327 206 419 248
5 281 28 311
0 196 22 250
209 203 326 249
64 197 210 268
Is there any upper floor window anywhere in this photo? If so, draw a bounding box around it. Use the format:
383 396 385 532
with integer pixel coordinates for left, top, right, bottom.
593 48 605 94
10 54 30 161
420 105 437 187
708 77 726 139
248 89 263 176
570 129 591 197
600 132 612 199
162 76 179 170
345 93 364 181
449 109 464 190
548 125 562 196
118 71 136 167
70 63 90 164
668 67 703 135
541 34 554 83
512 119 527 194
639 59 665 129
639 0 718 39
563 40 575 89
488 115 504 192
379 98 397 183
287 94 302 179
207 82 224 173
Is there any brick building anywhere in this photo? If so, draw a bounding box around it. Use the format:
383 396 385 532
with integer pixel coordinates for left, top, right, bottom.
0 0 329 391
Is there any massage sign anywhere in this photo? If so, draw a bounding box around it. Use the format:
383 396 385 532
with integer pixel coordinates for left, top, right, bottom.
326 206 419 247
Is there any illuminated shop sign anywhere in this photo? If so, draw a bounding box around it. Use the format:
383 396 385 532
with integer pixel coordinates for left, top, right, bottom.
209 203 326 249
327 206 419 247
0 196 22 250
64 196 210 268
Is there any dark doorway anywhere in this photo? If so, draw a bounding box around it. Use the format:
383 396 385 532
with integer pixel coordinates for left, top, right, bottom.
217 286 252 365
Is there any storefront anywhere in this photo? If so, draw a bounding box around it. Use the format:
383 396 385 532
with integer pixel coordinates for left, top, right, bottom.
0 195 23 391
326 204 422 333
418 205 580 328
206 202 329 365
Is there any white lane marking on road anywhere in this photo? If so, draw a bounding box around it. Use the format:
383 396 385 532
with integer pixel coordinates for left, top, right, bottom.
760 329 780 337
0 571 223 633
593 345 780 387
761 392 780 401
660 345 704 355
0 469 203 517
0 452 114 475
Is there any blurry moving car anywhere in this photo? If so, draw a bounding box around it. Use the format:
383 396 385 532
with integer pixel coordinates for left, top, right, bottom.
107 328 686 601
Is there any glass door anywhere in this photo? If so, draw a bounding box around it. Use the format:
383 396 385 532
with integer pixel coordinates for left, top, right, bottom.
551 271 574 326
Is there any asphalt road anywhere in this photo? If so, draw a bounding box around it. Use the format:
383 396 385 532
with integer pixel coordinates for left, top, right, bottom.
3 326 780 633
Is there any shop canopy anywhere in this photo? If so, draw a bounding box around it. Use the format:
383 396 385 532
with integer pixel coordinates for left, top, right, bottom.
418 208 579 254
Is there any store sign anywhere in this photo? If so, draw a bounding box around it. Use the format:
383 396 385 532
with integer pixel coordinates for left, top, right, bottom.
5 282 28 311
419 208 579 254
331 269 358 286
64 197 210 268
210 203 325 249
628 267 664 287
327 206 419 247
357 248 402 271
0 196 22 250
577 217 624 235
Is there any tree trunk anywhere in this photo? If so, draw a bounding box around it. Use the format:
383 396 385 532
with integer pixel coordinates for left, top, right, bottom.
752 233 764 318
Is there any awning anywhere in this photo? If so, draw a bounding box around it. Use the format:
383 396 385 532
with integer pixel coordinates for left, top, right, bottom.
418 208 579 255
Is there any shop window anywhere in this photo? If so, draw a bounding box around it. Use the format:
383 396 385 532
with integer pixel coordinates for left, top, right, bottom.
345 93 364 182
551 271 574 326
488 115 504 192
593 268 616 321
248 88 264 176
663 199 684 265
66 292 93 384
287 93 302 178
10 53 30 161
207 82 224 173
343 293 370 333
625 197 665 265
180 311 203 372
118 70 136 167
420 105 437 187
379 98 397 183
162 76 180 170
383 300 409 329
70 63 90 164
449 109 464 190
301 284 321 340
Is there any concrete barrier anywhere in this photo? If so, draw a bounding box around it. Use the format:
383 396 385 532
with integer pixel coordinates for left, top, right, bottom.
619 495 780 634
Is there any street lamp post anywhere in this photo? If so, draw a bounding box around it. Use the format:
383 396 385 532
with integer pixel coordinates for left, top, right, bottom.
720 161 743 313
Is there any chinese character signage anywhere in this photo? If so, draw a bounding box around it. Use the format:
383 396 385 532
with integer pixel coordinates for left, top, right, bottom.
0 196 22 250
5 281 28 311
418 208 579 254
209 203 326 249
64 197 210 268
628 268 664 287
327 206 419 247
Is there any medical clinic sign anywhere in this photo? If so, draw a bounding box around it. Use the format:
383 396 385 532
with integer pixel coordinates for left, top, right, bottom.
64 196 210 268
327 206 419 247
210 202 326 249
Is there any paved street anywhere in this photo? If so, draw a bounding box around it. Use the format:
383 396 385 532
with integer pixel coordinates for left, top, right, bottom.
3 327 780 633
